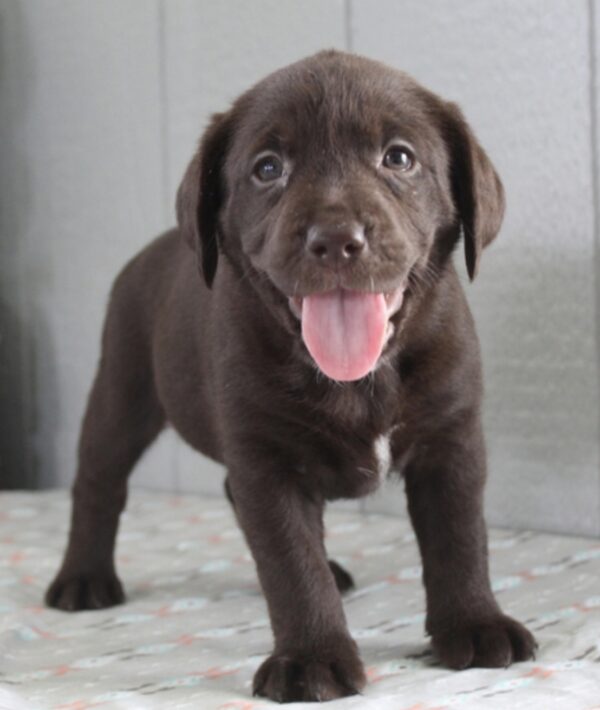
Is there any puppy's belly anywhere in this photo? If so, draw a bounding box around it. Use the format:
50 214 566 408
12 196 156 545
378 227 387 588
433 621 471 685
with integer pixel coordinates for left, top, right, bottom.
154 348 224 465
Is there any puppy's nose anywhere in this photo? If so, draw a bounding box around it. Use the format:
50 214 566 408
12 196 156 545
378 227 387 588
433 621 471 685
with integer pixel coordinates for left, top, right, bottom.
306 224 366 264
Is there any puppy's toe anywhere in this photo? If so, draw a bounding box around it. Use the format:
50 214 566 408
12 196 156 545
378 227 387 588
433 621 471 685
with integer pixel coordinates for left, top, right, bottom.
432 614 536 670
45 571 125 611
253 646 365 703
328 559 355 593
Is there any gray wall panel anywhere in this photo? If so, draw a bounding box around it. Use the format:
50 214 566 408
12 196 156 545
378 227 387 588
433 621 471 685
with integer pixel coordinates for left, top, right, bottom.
1 1 598 534
0 1 174 489
352 0 600 535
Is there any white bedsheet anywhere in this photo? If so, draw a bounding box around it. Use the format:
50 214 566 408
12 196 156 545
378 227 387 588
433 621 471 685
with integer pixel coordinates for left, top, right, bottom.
1 490 600 709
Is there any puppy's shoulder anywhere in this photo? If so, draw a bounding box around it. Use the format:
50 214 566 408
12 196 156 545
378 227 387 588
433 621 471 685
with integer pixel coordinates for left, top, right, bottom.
401 266 483 408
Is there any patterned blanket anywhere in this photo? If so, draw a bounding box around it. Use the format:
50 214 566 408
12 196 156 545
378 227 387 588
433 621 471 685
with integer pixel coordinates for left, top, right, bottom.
1 490 600 709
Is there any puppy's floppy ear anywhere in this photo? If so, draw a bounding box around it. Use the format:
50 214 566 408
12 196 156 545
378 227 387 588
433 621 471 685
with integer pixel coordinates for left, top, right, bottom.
441 102 505 281
176 111 233 288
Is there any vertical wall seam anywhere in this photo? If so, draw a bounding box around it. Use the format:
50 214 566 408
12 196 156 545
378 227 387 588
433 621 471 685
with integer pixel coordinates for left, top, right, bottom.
157 0 170 226
344 0 363 516
2 7 37 487
157 0 181 492
344 0 353 52
587 0 600 534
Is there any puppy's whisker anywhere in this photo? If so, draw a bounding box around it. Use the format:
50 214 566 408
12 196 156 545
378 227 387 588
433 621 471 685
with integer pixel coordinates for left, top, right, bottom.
409 261 441 297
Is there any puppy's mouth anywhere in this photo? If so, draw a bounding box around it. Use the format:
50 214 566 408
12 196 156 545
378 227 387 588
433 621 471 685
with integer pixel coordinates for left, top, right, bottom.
288 285 406 382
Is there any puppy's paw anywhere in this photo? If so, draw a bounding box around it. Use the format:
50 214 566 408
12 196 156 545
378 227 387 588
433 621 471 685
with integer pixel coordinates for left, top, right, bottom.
45 570 125 611
328 559 355 593
432 614 537 670
253 646 366 703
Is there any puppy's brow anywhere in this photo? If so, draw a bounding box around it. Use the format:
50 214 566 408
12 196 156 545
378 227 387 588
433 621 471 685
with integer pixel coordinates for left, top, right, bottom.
250 129 287 156
380 120 419 148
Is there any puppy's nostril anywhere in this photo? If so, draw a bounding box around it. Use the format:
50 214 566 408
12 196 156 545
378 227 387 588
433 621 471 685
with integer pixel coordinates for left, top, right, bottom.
313 244 329 259
343 241 363 258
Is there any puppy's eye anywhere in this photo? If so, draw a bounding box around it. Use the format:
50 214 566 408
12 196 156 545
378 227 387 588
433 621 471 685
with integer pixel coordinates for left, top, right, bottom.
253 155 284 182
383 145 416 172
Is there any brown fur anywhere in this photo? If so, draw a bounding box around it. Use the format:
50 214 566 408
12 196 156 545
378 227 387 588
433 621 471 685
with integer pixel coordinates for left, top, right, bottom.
46 51 535 702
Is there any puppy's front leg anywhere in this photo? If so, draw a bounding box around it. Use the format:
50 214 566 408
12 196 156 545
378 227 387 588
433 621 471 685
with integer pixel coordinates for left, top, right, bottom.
227 462 365 703
404 416 536 669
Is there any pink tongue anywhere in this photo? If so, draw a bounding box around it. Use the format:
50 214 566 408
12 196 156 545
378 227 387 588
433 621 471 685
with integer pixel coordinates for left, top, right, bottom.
301 290 388 382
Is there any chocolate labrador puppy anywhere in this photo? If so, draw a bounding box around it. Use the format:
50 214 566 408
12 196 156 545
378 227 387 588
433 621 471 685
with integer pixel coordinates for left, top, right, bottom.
46 50 536 702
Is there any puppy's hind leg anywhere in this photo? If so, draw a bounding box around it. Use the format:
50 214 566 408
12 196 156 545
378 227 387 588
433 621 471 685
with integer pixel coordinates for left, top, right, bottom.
327 559 354 594
46 281 165 611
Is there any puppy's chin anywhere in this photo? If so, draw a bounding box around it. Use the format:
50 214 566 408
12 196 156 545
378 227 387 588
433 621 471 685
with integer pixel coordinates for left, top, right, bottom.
287 283 407 382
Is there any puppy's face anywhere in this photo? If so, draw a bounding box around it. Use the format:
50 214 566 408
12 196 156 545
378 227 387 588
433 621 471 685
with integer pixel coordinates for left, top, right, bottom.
177 51 504 381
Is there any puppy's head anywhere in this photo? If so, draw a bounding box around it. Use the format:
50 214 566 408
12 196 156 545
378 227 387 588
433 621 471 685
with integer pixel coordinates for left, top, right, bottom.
177 50 504 382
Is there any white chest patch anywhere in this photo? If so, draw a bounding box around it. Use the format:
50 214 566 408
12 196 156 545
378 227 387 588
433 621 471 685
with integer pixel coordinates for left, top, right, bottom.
373 433 392 480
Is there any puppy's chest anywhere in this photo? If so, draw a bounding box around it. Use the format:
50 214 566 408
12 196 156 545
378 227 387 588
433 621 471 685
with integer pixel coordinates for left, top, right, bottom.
295 375 408 499
372 431 394 479
306 425 406 500
361 426 412 481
